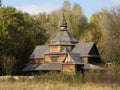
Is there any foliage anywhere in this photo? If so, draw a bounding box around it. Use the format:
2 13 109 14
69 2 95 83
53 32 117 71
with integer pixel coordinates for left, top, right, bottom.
0 7 48 75
82 7 120 63
83 12 102 42
34 13 49 44
103 7 120 63
0 65 120 90
0 0 120 75
96 8 120 63
0 53 15 75
37 0 88 41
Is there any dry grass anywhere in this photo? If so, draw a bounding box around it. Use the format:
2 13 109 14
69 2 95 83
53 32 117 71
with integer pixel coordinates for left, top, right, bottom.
0 65 119 90
0 80 119 90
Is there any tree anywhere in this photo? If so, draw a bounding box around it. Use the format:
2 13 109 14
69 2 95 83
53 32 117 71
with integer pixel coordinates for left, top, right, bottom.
43 0 88 41
70 3 87 40
0 6 48 74
0 0 2 6
83 12 102 42
88 8 120 64
102 7 120 63
34 13 49 44
0 53 15 75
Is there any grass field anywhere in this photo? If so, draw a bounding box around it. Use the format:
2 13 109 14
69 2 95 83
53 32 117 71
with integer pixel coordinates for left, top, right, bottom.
0 72 120 90
0 80 119 90
0 65 119 90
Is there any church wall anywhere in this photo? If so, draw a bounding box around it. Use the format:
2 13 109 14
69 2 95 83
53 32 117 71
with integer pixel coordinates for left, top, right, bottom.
49 45 74 53
81 57 101 64
62 64 75 73
64 54 73 62
44 55 51 62
81 57 88 63
58 54 66 62
50 45 61 53
88 57 101 64
89 45 99 55
44 54 66 63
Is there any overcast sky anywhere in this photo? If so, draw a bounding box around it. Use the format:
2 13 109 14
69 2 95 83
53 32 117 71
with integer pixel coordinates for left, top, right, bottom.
2 0 120 19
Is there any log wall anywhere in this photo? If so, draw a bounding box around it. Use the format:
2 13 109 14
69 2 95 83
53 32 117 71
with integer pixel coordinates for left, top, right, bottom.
50 46 61 53
81 57 88 63
49 45 73 53
62 64 75 73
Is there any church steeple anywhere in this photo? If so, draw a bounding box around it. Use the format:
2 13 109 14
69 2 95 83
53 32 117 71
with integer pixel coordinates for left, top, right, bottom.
60 13 67 30
50 13 78 46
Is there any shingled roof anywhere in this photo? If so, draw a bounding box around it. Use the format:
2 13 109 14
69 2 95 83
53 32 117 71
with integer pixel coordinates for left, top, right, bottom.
23 63 62 71
72 42 95 56
29 45 49 59
50 30 78 45
62 53 84 64
36 63 62 71
29 42 96 59
23 64 39 71
69 53 84 64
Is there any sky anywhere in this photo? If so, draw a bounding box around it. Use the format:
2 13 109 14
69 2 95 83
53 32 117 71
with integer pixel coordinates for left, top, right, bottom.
2 0 120 19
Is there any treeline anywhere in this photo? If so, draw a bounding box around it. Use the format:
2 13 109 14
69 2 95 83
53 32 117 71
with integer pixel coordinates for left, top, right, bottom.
0 1 120 75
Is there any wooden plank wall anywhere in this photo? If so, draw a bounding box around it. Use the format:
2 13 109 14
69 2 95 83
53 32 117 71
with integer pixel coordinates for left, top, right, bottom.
81 57 88 63
50 45 73 53
62 64 75 73
50 46 61 53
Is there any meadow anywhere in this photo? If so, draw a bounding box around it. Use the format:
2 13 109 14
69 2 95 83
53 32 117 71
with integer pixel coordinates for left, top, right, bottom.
0 68 120 90
0 80 119 90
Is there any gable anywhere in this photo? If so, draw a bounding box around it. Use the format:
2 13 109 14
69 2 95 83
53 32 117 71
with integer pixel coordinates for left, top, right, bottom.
88 44 99 55
72 42 95 57
62 53 83 64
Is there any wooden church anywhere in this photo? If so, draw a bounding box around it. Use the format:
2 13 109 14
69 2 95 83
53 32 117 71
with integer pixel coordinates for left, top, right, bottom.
23 14 105 74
